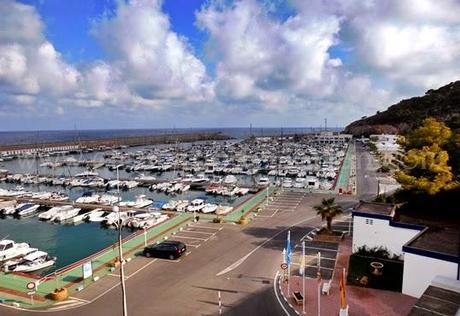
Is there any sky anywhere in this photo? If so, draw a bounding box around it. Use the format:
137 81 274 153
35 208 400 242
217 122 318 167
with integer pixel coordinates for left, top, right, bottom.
0 0 459 131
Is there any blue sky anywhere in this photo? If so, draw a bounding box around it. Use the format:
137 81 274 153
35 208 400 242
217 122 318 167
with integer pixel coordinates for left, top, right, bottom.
0 0 459 130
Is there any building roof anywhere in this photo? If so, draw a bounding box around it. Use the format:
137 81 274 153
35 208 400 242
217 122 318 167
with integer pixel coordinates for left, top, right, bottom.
353 201 395 216
408 278 460 316
354 202 460 261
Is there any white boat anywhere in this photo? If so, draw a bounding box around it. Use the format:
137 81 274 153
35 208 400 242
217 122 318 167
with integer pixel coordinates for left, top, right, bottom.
215 205 233 215
99 194 119 205
175 200 189 212
76 193 100 204
119 195 153 208
201 203 218 214
12 251 56 272
51 208 81 223
15 203 40 217
38 205 74 221
186 199 205 213
0 200 17 215
257 177 270 188
162 200 179 211
293 178 306 188
31 192 52 200
83 208 105 222
223 175 238 185
2 248 38 271
0 240 31 261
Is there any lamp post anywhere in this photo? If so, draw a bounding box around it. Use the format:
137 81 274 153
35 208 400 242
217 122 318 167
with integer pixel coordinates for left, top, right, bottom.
115 165 128 316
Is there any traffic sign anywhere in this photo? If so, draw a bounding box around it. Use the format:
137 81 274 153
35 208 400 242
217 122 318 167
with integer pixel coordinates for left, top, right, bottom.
281 263 288 270
26 282 36 290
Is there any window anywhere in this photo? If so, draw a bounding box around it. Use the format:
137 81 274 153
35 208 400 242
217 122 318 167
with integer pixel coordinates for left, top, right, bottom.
365 219 374 225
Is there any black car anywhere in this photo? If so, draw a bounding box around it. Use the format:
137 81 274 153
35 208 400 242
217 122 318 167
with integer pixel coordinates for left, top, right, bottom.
143 241 186 260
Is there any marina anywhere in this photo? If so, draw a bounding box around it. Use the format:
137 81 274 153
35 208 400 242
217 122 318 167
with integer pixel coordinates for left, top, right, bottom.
0 132 354 309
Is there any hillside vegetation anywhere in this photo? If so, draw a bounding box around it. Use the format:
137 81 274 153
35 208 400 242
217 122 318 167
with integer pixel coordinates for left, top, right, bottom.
345 81 460 136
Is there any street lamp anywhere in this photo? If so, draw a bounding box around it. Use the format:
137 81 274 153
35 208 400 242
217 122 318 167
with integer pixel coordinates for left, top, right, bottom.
114 165 128 316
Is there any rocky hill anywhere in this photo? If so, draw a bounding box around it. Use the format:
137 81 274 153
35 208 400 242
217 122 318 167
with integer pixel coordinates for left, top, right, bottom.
345 81 460 136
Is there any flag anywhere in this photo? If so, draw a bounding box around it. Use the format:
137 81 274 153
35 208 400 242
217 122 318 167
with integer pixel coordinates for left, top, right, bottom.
317 251 322 280
299 241 305 275
339 268 347 309
285 231 292 266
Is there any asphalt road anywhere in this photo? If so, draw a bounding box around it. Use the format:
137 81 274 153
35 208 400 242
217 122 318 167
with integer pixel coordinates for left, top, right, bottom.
1 192 358 316
355 142 380 200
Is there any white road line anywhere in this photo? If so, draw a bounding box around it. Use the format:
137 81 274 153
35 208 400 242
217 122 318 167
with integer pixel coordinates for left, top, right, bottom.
69 296 91 303
180 230 215 235
216 214 317 276
124 258 158 280
273 271 291 316
189 224 223 230
172 235 207 241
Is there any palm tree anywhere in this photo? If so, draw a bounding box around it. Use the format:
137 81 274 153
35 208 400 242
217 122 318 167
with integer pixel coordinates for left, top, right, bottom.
314 198 342 232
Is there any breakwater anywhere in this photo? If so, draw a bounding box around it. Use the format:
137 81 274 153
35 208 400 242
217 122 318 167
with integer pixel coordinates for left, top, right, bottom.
0 132 231 154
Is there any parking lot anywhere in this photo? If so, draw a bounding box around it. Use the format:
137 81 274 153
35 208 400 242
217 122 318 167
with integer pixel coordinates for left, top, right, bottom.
168 221 224 253
257 190 306 217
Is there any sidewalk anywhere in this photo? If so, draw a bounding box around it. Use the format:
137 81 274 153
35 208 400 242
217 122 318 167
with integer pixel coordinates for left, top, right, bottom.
280 236 417 315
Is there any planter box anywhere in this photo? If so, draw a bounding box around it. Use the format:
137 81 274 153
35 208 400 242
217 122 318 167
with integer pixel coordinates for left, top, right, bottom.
313 231 344 242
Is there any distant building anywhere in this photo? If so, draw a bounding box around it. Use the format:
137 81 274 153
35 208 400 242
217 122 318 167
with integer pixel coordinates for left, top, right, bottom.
370 134 401 157
352 201 459 298
312 132 352 144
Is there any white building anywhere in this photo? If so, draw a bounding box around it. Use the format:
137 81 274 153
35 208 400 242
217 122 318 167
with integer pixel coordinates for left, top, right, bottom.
352 201 459 298
369 134 400 153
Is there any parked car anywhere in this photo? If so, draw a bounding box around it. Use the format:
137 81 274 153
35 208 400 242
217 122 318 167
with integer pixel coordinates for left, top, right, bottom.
143 241 186 260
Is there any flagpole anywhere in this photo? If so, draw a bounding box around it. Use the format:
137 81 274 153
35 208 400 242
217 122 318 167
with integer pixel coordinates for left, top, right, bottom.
287 231 291 298
317 251 321 316
302 241 306 315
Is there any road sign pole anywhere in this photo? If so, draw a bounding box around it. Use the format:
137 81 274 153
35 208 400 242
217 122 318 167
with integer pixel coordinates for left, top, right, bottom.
218 290 222 315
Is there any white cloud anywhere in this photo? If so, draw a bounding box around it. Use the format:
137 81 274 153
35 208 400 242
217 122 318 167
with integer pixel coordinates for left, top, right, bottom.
197 0 342 107
91 0 214 103
0 0 459 128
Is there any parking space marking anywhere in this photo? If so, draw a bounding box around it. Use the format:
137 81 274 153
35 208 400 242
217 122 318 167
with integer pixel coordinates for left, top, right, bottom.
189 224 223 230
172 235 207 241
178 230 215 235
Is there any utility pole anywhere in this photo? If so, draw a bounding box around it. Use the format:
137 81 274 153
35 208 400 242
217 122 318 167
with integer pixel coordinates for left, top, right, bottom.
115 166 128 316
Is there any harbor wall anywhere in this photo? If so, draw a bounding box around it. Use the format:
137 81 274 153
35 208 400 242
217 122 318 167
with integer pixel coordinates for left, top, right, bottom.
0 132 232 155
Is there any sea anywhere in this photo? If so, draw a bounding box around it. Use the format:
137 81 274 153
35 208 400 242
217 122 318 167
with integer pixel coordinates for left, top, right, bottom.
0 127 342 146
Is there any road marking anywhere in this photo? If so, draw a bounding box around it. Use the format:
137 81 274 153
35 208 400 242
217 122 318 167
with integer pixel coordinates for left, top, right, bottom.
216 214 317 276
172 235 207 241
124 258 158 280
189 224 223 230
179 230 215 235
69 296 91 303
273 270 292 316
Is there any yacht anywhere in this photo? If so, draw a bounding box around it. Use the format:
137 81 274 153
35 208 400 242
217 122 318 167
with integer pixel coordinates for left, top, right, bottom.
186 199 205 213
119 195 153 208
38 205 74 221
0 240 31 261
15 203 40 217
223 175 238 185
51 208 81 223
11 251 56 273
257 177 270 188
201 203 218 214
83 208 105 222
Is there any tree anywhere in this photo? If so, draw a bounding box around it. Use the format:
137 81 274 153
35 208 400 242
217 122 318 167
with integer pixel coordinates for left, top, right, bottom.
396 118 458 194
402 117 452 150
396 144 455 194
314 198 342 232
